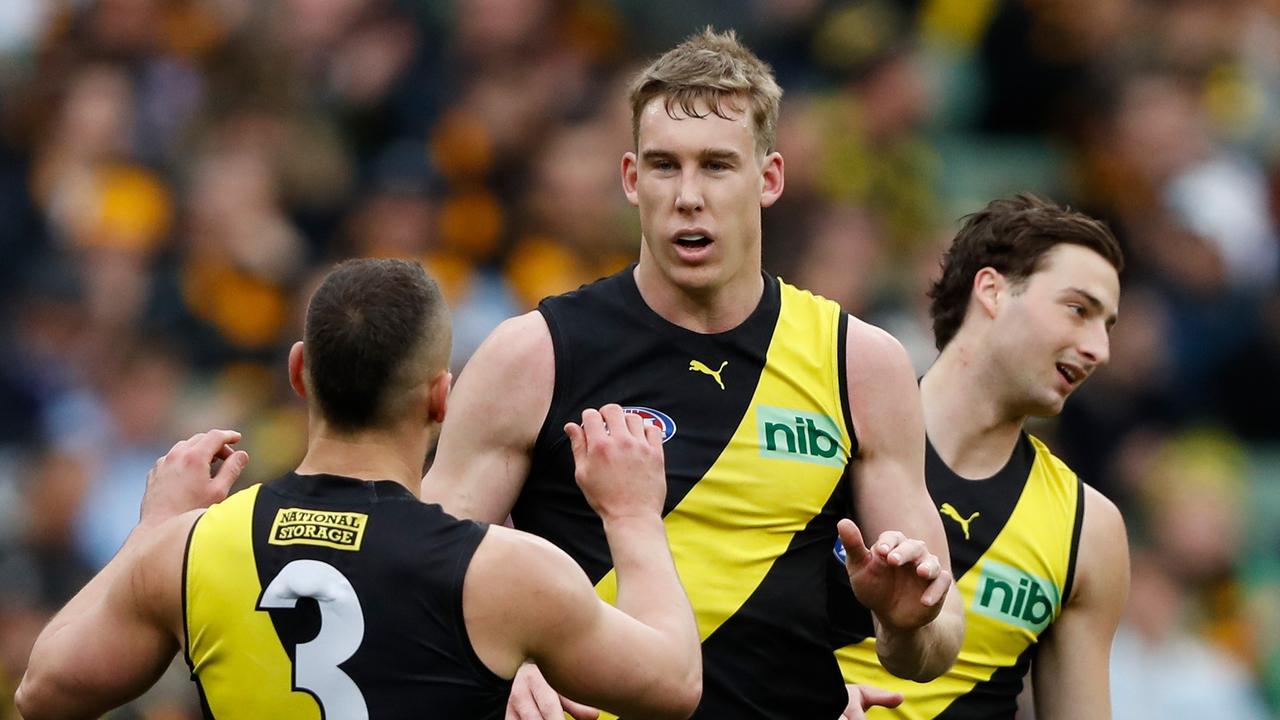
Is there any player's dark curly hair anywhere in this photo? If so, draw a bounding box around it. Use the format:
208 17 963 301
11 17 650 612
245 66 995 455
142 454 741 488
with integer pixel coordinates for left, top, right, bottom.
304 258 450 431
928 193 1124 350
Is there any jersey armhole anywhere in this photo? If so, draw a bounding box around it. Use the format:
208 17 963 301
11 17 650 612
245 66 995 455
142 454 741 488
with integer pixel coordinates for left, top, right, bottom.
836 312 860 457
1061 477 1086 604
533 303 571 451
180 511 204 676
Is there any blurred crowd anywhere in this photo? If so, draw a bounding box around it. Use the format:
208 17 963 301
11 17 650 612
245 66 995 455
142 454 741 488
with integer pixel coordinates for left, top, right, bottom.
0 0 1278 717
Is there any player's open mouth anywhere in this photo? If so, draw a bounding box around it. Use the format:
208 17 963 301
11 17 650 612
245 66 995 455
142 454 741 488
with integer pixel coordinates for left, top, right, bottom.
1055 363 1082 385
672 230 715 262
675 234 712 249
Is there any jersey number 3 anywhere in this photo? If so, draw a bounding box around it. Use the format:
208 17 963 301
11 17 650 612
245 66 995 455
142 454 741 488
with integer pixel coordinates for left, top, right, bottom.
259 559 369 719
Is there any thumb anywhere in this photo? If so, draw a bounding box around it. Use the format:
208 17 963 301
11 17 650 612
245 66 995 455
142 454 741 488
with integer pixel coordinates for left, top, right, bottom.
565 422 587 466
838 519 870 572
857 685 904 709
212 450 249 497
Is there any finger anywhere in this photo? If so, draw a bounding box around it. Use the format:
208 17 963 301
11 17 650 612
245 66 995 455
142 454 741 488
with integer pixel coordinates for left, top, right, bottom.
530 679 562 719
581 409 606 445
565 422 587 465
885 539 927 567
191 429 242 464
623 408 645 438
211 450 249 495
838 519 870 570
872 530 907 560
915 555 941 581
598 404 625 436
859 685 904 709
506 693 538 720
643 422 664 448
560 696 601 720
921 570 953 607
842 685 867 720
507 684 550 720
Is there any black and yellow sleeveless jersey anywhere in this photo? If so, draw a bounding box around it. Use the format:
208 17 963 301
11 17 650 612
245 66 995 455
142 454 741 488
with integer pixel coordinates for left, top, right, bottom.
182 472 511 719
829 433 1085 719
519 267 858 718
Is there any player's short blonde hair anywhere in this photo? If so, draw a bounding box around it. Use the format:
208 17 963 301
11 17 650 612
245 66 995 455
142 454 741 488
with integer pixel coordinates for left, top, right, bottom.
629 27 783 155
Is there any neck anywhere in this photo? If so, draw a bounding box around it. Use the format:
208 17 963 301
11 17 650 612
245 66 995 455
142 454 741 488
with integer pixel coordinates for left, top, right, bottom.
295 420 430 496
921 338 1026 479
633 257 764 334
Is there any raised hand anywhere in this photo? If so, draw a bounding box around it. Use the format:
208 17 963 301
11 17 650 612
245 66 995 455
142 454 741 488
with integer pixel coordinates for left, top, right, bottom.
839 518 951 632
564 404 667 523
139 429 248 526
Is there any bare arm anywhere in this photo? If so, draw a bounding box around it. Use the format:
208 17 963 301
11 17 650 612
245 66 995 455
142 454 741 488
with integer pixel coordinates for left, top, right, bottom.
15 514 192 719
844 318 963 681
422 312 553 522
1033 484 1129 720
16 431 246 719
465 406 701 719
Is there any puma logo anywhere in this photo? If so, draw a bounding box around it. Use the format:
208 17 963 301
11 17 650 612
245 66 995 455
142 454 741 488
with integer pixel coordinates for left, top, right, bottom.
689 360 728 390
940 503 980 540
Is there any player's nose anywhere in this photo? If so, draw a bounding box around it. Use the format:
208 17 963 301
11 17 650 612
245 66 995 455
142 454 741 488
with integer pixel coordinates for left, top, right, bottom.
675 170 703 213
1078 322 1110 368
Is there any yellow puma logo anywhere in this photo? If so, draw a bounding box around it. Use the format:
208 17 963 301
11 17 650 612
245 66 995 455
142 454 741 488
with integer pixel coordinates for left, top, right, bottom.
940 503 980 540
689 359 728 390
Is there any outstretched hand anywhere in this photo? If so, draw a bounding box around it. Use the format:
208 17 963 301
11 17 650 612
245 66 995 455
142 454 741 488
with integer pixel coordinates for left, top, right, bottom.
140 429 248 526
839 518 951 632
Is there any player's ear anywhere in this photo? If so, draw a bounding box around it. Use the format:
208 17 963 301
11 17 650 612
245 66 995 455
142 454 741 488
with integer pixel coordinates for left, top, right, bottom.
759 151 784 208
288 341 308 399
973 267 1005 319
427 370 451 424
622 152 640 206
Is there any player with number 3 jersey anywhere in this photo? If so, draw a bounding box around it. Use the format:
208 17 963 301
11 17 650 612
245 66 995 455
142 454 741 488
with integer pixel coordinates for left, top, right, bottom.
16 259 701 719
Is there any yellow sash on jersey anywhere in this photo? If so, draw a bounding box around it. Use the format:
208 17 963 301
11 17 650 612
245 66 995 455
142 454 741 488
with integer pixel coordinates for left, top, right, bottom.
593 282 851 719
186 484 322 719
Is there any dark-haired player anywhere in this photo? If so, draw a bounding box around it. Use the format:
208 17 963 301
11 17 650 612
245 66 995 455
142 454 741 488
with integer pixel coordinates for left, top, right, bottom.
832 194 1130 719
17 259 701 719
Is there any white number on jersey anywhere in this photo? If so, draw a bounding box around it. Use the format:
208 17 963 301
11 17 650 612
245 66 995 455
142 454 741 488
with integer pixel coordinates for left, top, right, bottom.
259 559 369 719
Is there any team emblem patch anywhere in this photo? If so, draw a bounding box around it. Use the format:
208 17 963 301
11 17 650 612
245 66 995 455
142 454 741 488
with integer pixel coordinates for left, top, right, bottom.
622 406 677 443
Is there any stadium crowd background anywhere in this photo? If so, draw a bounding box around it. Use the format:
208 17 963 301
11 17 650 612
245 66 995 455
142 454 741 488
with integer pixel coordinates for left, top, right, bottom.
0 0 1277 717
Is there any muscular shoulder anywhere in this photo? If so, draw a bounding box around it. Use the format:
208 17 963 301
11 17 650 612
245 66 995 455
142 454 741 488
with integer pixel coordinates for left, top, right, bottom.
1069 484 1129 609
448 311 553 443
133 510 206 640
469 311 554 379
472 525 592 605
463 525 598 676
844 316 921 450
845 316 913 373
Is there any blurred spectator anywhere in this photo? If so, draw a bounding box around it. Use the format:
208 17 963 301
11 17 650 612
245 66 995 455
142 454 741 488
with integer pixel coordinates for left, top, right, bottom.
1111 548 1270 720
1 1 1279 716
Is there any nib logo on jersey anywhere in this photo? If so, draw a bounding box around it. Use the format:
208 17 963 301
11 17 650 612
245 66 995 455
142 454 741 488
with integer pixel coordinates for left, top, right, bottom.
974 560 1060 632
757 406 844 468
